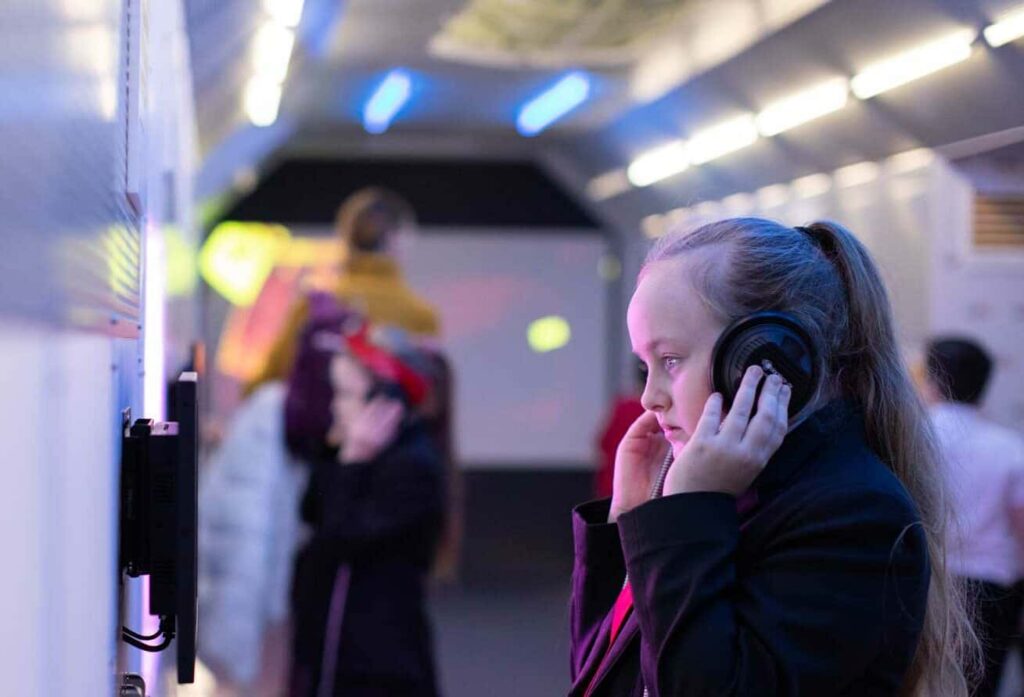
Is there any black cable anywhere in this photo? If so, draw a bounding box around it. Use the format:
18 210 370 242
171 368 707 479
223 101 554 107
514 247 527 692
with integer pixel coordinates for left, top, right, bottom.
121 615 175 652
122 627 162 641
122 632 173 652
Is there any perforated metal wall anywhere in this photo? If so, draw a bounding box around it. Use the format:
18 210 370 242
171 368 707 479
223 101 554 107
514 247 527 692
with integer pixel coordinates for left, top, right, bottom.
1 0 142 334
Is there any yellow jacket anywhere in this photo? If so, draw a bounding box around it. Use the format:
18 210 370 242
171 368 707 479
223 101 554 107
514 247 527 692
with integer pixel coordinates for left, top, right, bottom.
245 253 440 393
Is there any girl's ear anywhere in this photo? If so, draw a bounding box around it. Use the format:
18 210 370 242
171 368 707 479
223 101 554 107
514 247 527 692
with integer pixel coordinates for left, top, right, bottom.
710 311 819 417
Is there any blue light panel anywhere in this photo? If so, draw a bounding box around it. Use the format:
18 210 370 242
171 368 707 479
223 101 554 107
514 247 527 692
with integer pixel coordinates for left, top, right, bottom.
516 71 591 136
363 69 412 134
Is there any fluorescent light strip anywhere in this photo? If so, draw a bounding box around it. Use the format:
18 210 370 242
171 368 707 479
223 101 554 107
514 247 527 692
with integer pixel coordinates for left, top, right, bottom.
252 22 295 84
721 192 755 214
755 79 848 137
263 0 305 28
756 183 790 208
618 31 974 193
686 116 758 165
245 75 282 127
887 148 934 174
363 69 412 134
666 207 691 226
834 161 880 188
792 173 832 198
627 141 689 187
850 30 975 99
517 71 591 136
143 222 167 421
695 201 721 218
587 169 631 201
984 7 1024 47
642 214 668 239
652 146 936 229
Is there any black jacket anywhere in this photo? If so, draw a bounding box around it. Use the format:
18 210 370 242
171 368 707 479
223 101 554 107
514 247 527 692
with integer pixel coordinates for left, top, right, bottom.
569 401 930 696
291 422 444 697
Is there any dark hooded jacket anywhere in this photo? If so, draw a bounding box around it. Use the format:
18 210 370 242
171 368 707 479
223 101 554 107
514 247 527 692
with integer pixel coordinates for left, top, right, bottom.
290 421 444 697
569 401 930 697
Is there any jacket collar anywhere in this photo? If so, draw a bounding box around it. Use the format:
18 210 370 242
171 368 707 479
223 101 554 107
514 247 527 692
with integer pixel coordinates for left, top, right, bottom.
572 400 866 695
752 398 862 494
571 610 640 696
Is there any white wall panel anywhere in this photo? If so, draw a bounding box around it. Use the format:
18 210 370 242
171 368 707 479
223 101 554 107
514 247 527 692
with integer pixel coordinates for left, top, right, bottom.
0 0 197 694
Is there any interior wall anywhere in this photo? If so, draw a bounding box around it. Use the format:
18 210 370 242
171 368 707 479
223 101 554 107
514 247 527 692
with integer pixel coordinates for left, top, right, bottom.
929 154 1024 431
0 0 197 694
398 230 610 467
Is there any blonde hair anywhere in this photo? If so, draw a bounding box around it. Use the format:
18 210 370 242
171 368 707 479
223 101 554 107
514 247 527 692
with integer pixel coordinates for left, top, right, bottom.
645 217 978 696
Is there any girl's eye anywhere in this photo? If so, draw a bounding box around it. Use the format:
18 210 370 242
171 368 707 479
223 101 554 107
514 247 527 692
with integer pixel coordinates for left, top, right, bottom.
662 356 680 371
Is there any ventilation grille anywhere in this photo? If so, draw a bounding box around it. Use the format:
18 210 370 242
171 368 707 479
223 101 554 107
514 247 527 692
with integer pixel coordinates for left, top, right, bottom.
153 473 174 503
152 559 174 585
974 195 1024 247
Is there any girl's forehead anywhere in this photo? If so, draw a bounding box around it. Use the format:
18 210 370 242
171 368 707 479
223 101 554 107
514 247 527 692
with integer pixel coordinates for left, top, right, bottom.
637 258 692 293
628 259 720 347
631 260 699 318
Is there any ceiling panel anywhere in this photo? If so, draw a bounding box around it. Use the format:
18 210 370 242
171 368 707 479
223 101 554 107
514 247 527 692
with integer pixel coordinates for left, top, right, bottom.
187 0 1024 234
572 0 1024 221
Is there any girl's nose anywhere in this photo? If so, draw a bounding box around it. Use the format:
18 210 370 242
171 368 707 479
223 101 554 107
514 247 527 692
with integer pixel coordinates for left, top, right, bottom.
640 379 668 412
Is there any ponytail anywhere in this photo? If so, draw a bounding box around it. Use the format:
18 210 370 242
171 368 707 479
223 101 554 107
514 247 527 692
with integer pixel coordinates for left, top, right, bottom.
797 222 978 696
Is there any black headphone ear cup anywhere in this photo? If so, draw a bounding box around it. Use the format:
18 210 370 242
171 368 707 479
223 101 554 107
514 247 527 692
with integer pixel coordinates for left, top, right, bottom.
710 312 819 417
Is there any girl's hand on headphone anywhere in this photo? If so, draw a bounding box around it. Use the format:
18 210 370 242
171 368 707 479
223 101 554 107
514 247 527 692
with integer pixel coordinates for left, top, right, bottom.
339 396 404 464
609 410 671 522
664 366 791 497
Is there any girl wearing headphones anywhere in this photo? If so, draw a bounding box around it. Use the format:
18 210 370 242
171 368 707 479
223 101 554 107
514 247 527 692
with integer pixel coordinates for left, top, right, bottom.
569 219 976 696
288 321 444 697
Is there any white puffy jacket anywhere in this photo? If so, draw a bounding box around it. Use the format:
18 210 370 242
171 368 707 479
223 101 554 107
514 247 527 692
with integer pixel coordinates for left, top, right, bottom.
197 382 307 684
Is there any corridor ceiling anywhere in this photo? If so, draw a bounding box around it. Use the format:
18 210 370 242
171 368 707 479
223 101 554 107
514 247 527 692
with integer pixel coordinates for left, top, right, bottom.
185 0 1024 231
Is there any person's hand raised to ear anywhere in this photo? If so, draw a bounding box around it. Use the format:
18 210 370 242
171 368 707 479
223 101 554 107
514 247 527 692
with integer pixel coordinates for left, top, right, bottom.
665 366 791 497
340 396 404 464
609 410 671 523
